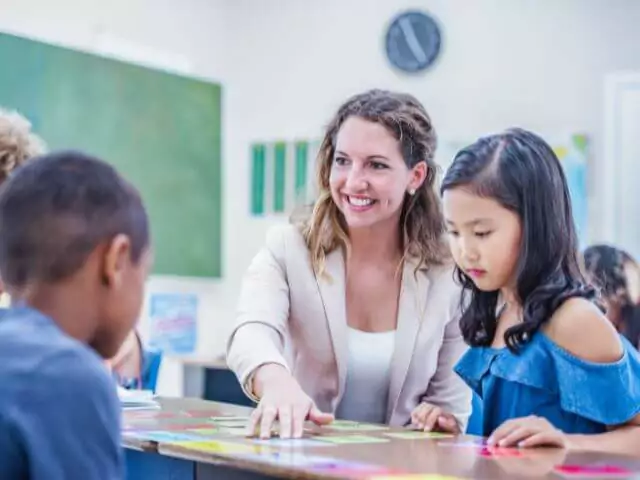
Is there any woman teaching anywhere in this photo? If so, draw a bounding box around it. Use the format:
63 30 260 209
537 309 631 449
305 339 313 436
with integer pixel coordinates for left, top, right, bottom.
226 89 471 439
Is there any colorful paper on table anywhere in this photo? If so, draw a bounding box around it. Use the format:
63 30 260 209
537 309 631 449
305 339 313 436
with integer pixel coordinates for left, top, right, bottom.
122 418 157 426
122 423 158 432
211 415 250 422
437 438 486 448
325 420 388 431
123 411 175 419
312 462 404 477
370 475 464 480
123 410 162 419
162 423 215 431
477 446 522 458
188 425 223 435
124 431 204 443
249 438 332 448
209 417 250 429
238 452 335 467
187 427 228 435
315 435 390 444
241 451 391 472
217 429 251 437
182 410 224 418
122 422 183 432
384 431 453 440
554 464 635 478
149 412 177 419
172 440 258 454
171 417 223 424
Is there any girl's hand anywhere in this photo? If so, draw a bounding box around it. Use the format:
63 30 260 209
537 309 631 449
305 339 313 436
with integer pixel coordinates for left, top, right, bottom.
410 402 460 433
488 415 567 448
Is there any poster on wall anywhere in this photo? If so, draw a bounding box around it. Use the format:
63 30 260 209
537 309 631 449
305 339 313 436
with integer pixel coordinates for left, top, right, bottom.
552 134 589 249
148 293 198 354
250 140 320 216
437 133 589 248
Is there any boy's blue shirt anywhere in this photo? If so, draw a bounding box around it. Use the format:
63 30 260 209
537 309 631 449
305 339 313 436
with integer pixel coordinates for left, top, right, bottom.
0 306 124 480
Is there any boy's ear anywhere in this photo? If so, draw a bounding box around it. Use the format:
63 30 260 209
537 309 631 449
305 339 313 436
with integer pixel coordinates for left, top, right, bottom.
102 234 132 288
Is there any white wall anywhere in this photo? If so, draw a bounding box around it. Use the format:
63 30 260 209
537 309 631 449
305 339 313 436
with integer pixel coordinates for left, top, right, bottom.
222 0 640 279
604 73 640 260
0 0 229 80
2 0 640 380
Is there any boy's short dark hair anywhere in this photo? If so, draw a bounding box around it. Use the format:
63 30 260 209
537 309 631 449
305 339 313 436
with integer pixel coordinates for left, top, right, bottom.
0 150 149 287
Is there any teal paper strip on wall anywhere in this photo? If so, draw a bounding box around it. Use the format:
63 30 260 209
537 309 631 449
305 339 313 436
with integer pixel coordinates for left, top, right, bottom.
295 141 308 204
273 142 286 212
251 143 266 215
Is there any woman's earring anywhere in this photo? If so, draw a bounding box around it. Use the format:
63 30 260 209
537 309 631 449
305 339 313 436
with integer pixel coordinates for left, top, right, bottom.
408 188 416 195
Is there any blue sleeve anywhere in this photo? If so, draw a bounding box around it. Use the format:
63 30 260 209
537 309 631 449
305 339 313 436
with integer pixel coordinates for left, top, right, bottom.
12 349 124 480
549 335 640 425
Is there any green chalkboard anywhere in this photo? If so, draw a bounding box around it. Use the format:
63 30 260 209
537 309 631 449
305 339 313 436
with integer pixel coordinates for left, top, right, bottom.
0 32 222 277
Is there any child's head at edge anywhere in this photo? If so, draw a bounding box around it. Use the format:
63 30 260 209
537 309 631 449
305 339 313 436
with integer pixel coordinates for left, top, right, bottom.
0 107 46 182
583 244 640 344
0 150 152 359
440 127 595 352
0 108 47 300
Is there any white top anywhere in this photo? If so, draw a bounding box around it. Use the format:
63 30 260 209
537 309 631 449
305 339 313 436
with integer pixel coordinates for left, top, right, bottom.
334 327 396 424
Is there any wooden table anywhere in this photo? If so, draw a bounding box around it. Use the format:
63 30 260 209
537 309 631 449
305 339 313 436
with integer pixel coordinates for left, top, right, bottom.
123 397 640 480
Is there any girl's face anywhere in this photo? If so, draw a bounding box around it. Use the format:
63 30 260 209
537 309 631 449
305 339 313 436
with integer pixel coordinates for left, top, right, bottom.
443 187 522 294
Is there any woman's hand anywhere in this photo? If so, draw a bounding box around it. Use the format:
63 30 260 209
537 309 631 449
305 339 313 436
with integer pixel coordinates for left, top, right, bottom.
410 402 461 433
247 364 334 439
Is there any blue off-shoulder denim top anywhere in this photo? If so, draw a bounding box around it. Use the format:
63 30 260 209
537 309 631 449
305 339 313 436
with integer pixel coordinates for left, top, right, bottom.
455 331 640 437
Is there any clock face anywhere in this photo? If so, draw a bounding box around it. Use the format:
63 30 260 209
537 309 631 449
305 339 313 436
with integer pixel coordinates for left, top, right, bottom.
384 10 442 74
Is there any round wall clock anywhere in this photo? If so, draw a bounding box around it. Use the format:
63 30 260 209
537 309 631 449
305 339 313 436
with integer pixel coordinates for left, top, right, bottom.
384 10 442 74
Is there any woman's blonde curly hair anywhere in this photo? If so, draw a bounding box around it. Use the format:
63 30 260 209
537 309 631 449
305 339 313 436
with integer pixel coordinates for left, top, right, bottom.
0 108 46 183
296 89 448 276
